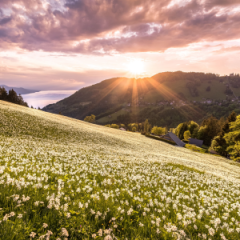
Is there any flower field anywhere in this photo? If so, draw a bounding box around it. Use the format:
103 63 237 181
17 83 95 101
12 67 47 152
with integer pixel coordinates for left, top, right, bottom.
1 101 240 240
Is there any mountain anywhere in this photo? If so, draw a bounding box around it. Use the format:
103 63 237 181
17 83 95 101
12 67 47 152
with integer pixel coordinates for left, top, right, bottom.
43 71 240 127
0 85 39 95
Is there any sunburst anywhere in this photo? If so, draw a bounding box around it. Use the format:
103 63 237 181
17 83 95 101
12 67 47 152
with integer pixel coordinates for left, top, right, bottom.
127 58 145 78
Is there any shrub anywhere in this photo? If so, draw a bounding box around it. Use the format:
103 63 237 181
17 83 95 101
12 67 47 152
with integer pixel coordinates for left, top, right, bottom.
151 126 166 136
84 114 96 123
110 124 119 129
185 144 207 153
206 86 211 92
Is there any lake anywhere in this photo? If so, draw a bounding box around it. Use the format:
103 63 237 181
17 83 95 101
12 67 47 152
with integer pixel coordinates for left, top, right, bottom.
22 90 76 109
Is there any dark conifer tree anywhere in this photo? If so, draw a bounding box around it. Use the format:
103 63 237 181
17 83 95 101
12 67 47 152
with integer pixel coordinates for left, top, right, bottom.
0 87 28 107
8 89 19 103
0 87 8 100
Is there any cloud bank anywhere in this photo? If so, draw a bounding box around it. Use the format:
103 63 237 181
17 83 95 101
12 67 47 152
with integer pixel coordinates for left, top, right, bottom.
1 0 240 54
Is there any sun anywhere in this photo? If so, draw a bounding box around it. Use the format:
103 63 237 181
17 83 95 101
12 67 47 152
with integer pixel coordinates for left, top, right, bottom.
127 58 145 77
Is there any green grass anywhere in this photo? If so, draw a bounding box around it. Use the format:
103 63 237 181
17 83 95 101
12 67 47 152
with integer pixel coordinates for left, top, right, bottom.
1 101 240 239
96 108 140 124
96 109 127 124
196 81 226 101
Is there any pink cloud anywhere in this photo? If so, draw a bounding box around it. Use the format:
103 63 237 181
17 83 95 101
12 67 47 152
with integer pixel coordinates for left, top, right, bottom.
0 0 240 54
0 65 127 90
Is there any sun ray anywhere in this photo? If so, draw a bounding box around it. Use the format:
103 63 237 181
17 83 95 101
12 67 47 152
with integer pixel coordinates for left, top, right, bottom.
132 78 139 111
78 77 128 119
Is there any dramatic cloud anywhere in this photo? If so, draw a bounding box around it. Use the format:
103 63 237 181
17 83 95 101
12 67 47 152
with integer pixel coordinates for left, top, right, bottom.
1 0 240 54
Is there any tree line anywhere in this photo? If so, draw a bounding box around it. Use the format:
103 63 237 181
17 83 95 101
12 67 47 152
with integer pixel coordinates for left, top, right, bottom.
167 112 240 161
0 87 28 107
84 115 153 133
84 111 240 161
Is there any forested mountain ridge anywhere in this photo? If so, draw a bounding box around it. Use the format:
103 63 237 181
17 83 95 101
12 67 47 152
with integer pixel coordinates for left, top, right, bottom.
43 71 240 127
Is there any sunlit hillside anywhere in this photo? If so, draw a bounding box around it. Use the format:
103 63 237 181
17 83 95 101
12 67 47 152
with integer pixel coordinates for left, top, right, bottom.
43 72 240 127
1 100 240 239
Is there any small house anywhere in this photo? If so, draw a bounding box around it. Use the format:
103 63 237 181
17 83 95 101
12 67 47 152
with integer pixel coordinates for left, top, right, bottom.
161 132 185 147
189 138 203 147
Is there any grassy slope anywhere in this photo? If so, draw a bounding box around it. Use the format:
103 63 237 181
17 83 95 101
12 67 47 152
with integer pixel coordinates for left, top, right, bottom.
96 109 127 124
96 108 140 124
1 100 240 181
144 79 227 102
1 101 240 239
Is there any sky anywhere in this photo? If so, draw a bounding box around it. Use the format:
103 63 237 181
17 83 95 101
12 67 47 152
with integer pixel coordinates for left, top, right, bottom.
0 0 240 90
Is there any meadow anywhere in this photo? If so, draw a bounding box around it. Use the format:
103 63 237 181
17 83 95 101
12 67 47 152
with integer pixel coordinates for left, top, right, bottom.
1 101 240 239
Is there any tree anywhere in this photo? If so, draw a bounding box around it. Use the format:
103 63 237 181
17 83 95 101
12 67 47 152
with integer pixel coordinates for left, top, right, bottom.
84 114 96 123
192 127 199 138
17 94 28 107
206 86 211 92
224 86 233 95
227 142 240 161
0 87 8 100
0 87 28 107
151 126 166 136
212 112 237 156
219 117 225 128
223 112 236 133
131 123 138 132
197 126 207 140
151 126 157 135
184 130 191 141
8 89 17 102
144 119 150 133
188 121 199 135
198 116 221 146
132 127 136 132
169 128 176 134
224 115 240 161
175 122 188 140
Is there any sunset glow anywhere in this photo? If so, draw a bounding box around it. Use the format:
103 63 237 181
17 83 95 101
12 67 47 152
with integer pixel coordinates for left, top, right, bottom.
127 59 145 77
0 0 239 91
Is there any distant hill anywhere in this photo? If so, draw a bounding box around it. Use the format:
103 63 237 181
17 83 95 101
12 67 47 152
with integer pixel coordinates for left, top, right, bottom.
0 85 39 95
43 71 240 127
